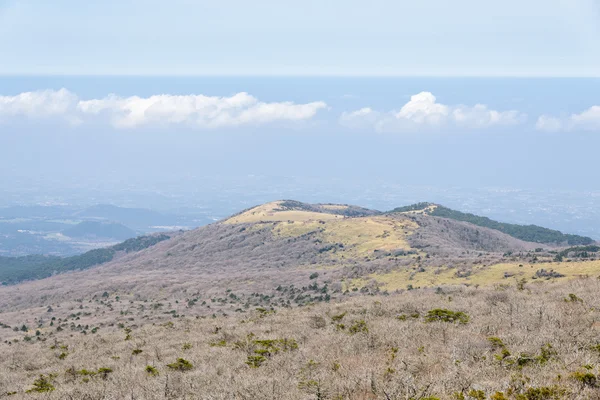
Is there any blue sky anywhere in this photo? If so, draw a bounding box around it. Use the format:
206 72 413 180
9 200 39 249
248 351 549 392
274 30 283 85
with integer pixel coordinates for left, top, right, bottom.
1 0 600 76
1 1 600 227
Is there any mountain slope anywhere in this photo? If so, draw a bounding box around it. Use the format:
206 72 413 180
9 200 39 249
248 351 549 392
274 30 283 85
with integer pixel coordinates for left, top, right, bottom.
390 202 594 245
0 233 172 285
62 221 137 240
3 199 596 312
2 201 600 399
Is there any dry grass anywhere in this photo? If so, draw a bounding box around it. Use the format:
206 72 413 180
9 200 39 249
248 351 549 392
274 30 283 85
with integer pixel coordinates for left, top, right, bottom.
2 201 600 398
361 260 600 291
274 216 418 258
2 278 600 399
223 201 343 224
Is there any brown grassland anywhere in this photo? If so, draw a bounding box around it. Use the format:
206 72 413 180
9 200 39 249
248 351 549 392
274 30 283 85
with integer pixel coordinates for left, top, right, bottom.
2 278 600 399
1 201 600 399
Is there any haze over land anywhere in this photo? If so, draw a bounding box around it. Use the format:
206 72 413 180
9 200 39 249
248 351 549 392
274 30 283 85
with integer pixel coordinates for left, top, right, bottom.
3 77 600 244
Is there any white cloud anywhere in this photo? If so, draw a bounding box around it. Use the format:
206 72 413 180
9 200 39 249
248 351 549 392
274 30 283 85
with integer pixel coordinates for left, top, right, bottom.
0 89 327 129
453 104 525 128
535 115 564 132
0 88 78 118
537 106 600 132
340 107 383 130
396 92 449 126
340 91 526 132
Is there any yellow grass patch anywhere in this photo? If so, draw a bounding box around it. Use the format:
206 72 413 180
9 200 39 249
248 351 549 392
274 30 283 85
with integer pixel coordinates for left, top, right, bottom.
322 217 417 257
223 201 342 224
364 260 600 291
275 221 322 237
274 216 418 258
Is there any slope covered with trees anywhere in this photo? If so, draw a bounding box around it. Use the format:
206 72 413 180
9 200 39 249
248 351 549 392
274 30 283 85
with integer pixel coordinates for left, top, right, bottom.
390 203 594 245
0 234 170 285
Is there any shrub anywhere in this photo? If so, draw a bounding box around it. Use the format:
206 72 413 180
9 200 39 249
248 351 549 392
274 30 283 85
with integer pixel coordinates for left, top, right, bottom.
536 344 556 365
166 358 193 371
97 367 113 379
246 355 266 368
425 309 470 324
26 375 55 393
145 365 159 376
132 349 143 355
513 386 567 400
76 369 97 376
488 337 505 348
331 312 346 322
252 338 298 355
534 269 565 279
397 312 420 321
564 293 583 303
467 390 486 400
182 343 192 350
571 370 597 387
348 320 368 334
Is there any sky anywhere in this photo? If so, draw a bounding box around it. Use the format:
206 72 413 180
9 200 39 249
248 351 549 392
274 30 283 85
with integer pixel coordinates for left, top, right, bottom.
1 1 600 236
1 0 600 76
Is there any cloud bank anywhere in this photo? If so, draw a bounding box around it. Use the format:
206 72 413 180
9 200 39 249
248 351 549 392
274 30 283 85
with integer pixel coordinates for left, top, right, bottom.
340 92 526 132
0 89 328 128
537 106 600 132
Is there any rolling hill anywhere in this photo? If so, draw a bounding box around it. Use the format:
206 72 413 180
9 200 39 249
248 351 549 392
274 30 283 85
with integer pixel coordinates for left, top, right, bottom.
390 202 594 245
0 200 597 310
1 200 600 398
62 221 137 241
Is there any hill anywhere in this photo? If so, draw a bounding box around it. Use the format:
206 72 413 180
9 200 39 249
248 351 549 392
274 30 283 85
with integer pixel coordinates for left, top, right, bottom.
62 221 137 241
1 199 599 310
389 202 594 245
1 200 600 398
0 234 172 285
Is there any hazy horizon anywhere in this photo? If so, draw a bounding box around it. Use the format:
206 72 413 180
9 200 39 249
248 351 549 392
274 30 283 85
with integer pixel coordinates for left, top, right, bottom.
0 76 599 243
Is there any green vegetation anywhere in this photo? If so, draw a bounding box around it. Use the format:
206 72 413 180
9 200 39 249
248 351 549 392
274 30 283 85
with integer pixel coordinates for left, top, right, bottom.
348 320 368 334
570 370 597 387
166 358 193 371
390 203 594 245
26 375 56 393
390 202 434 213
145 365 159 376
276 200 377 217
246 355 266 368
425 309 470 324
554 245 600 261
0 234 170 285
